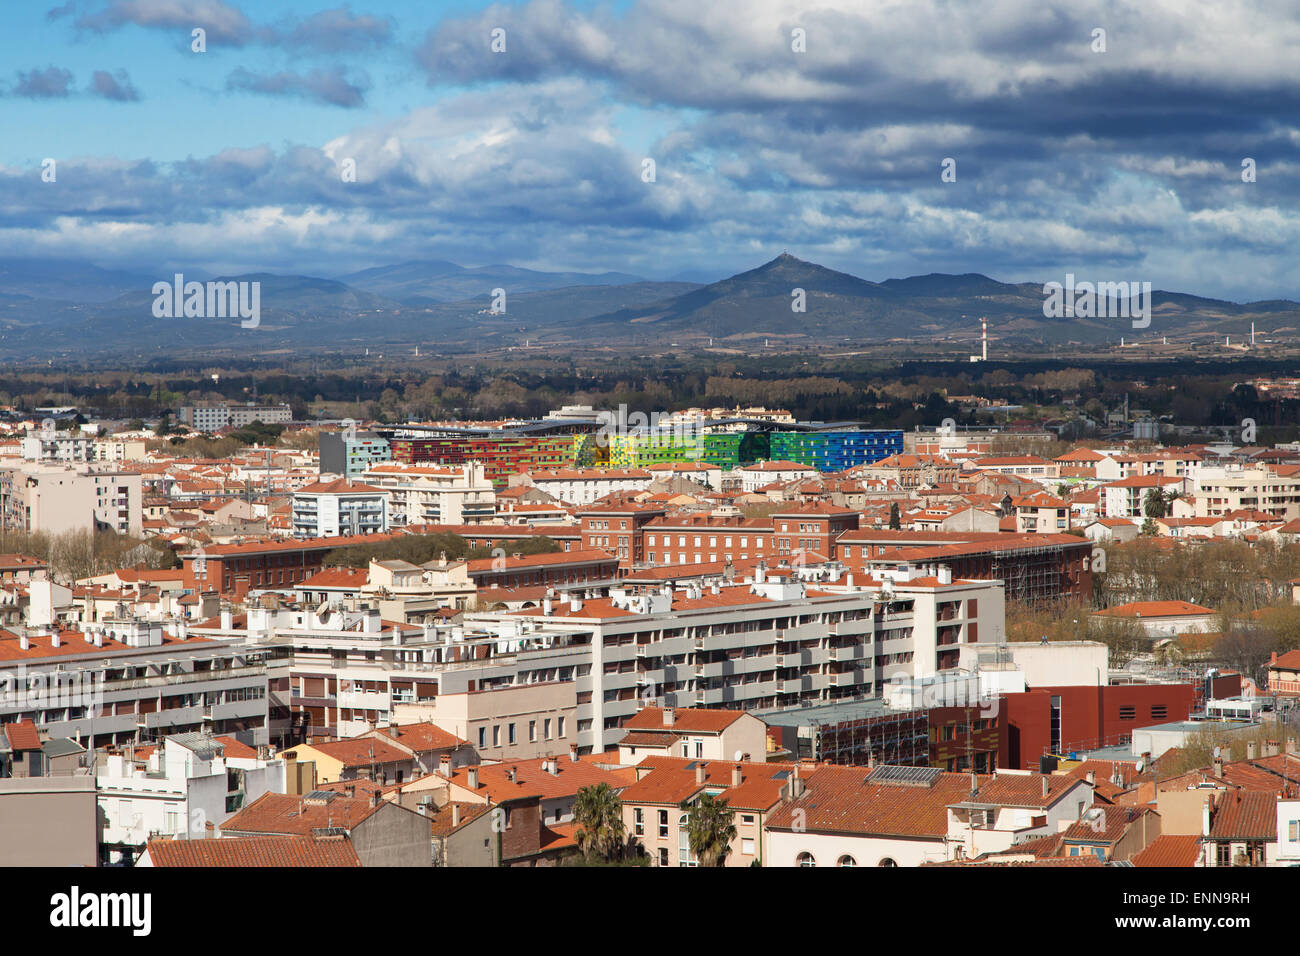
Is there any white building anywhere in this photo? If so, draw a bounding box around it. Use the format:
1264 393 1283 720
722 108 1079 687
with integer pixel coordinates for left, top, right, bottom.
363 462 495 526
291 479 389 537
97 733 285 865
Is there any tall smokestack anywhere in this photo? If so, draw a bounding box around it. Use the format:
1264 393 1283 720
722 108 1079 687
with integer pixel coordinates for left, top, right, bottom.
982 316 988 361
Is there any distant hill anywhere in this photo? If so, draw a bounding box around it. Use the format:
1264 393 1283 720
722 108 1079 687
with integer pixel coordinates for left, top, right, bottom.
335 259 645 304
1 252 1298 356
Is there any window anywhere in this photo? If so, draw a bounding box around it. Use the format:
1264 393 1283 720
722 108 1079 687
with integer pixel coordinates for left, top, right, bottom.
877 858 898 867
478 727 487 749
492 725 500 747
557 717 565 737
659 809 669 838
658 848 669 867
544 718 552 739
837 855 857 867
529 720 536 742
634 808 644 836
1290 820 1300 842
678 815 697 866
797 852 816 867
1151 705 1168 720
741 838 755 855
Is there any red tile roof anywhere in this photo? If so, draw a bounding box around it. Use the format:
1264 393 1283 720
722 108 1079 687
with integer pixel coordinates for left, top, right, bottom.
145 834 362 867
221 792 383 836
1132 834 1202 868
3 719 41 752
622 707 749 735
1208 790 1278 840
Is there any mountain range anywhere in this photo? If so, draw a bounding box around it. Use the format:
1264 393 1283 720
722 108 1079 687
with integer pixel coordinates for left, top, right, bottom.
0 253 1297 358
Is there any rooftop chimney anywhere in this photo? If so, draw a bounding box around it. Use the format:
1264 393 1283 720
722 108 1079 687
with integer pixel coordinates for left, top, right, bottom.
1247 740 1258 761
569 743 579 763
732 764 743 788
451 803 461 828
1041 776 1049 799
696 762 706 785
439 754 452 777
467 766 479 789
663 708 675 727
18 633 28 650
508 765 518 783
51 631 61 648
1212 757 1224 779
1085 770 1096 786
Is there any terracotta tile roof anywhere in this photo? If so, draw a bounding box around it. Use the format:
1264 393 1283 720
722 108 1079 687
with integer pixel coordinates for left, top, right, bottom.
447 754 635 803
0 628 212 663
214 736 258 760
222 792 384 836
428 801 492 837
2 719 41 751
767 765 979 839
374 722 467 752
622 707 748 734
145 834 361 867
1132 834 1202 867
619 731 680 748
974 772 1084 809
1060 806 1153 844
1094 600 1216 618
1208 790 1278 840
300 737 413 769
299 567 370 589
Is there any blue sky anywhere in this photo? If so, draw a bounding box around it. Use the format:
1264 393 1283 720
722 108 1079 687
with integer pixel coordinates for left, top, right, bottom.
3 1 1300 298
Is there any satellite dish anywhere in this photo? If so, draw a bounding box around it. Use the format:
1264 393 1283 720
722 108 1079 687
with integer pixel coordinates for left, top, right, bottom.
1213 746 1222 760
734 750 744 762
1135 759 1145 773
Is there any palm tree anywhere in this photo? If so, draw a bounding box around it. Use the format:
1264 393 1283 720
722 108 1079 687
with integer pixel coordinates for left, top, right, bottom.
681 794 737 867
573 783 626 862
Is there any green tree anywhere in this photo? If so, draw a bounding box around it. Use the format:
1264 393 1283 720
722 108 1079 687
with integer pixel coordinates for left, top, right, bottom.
681 793 737 867
1143 488 1167 519
573 783 626 863
888 502 901 530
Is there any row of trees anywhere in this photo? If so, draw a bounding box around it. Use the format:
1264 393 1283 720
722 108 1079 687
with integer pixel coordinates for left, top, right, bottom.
1095 537 1300 610
0 528 179 583
570 783 738 867
323 532 561 569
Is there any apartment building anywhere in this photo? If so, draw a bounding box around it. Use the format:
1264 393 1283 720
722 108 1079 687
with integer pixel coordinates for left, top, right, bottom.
1101 475 1188 519
0 620 274 749
291 479 389 537
1187 463 1300 520
20 434 147 464
0 465 142 536
97 732 286 865
1011 492 1071 533
180 403 293 431
514 468 653 506
319 430 392 479
362 462 496 526
181 531 404 600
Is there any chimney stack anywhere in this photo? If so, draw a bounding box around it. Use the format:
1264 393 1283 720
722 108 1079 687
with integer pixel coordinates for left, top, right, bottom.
1041 776 1049 799
569 743 579 763
696 762 706 785
1212 757 1224 779
1246 740 1258 761
663 708 675 727
439 754 452 778
451 803 460 828
1085 770 1096 786
732 764 743 788
51 631 61 648
507 766 517 783
467 766 479 790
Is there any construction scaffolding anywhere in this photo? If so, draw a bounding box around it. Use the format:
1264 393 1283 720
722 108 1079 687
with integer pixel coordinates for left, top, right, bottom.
810 708 931 767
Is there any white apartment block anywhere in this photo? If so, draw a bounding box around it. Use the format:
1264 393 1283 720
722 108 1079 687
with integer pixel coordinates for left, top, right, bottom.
1187 463 1300 520
20 435 147 463
362 462 495 525
97 733 285 865
291 479 389 537
516 468 653 506
180 403 293 431
0 619 274 748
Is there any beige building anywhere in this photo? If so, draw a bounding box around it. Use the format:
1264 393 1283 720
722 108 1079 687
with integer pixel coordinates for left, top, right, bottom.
0 774 98 866
0 464 142 536
616 706 767 765
395 682 578 762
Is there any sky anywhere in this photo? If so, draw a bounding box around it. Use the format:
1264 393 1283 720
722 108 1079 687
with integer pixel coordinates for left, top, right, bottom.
1 0 1299 298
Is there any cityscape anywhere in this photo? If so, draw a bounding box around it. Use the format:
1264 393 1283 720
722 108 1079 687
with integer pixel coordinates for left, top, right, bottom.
0 0 1295 934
